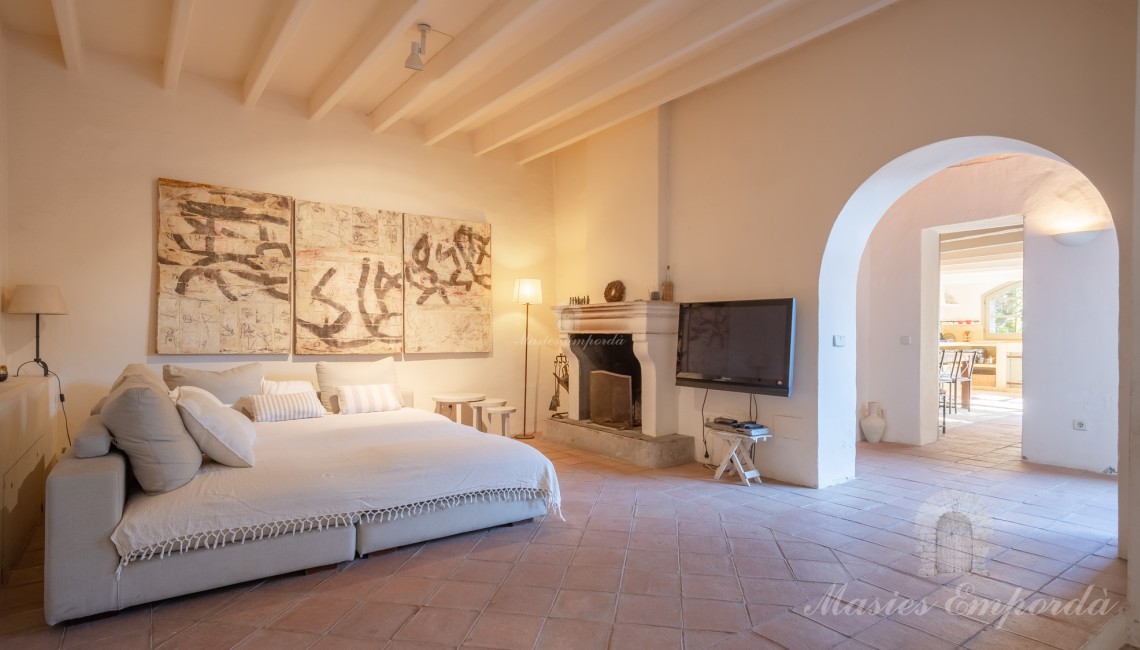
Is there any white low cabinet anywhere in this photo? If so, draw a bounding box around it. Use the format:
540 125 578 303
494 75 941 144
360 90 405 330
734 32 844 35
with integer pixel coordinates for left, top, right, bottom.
0 377 56 581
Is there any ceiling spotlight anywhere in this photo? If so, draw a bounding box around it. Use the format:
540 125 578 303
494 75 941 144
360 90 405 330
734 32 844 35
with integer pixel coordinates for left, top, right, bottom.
405 23 430 71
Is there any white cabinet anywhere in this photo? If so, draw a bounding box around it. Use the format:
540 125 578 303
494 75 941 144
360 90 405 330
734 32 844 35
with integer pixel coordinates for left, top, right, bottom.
0 377 55 581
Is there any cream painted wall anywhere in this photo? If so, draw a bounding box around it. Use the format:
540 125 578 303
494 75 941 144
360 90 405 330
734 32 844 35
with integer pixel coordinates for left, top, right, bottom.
940 272 1023 324
658 0 1135 487
553 110 663 304
0 26 9 363
4 33 557 432
856 155 1118 474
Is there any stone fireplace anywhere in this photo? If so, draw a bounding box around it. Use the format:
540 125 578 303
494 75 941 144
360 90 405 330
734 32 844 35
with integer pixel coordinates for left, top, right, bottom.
546 301 693 468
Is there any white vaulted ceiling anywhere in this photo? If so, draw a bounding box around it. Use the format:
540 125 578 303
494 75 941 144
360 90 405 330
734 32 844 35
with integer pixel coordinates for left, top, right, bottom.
0 0 897 164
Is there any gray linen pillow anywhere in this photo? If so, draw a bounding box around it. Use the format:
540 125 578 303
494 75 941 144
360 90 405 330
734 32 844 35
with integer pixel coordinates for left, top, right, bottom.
163 363 263 405
315 358 399 412
73 416 112 458
100 376 202 494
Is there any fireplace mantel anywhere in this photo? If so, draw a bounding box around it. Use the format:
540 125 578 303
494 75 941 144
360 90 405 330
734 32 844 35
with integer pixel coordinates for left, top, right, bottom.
553 301 680 437
553 301 680 335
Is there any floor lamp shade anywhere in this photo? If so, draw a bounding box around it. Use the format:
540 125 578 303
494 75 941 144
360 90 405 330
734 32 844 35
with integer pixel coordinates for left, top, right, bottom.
514 278 542 305
8 285 68 315
7 284 67 377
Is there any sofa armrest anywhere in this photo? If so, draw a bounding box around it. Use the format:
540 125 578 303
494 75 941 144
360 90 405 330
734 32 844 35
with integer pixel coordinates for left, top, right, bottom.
44 449 127 624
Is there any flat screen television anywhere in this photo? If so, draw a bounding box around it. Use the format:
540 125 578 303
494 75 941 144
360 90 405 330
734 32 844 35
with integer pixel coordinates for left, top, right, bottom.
675 298 796 397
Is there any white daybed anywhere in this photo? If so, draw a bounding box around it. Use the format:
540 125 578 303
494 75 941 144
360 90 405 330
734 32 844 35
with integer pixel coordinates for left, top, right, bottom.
45 401 559 624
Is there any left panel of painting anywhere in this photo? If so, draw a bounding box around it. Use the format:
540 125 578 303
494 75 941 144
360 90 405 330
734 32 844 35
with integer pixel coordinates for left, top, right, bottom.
156 178 293 354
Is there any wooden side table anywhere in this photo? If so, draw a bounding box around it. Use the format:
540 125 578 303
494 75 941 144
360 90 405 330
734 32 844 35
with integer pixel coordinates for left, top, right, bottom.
705 423 772 486
432 393 486 424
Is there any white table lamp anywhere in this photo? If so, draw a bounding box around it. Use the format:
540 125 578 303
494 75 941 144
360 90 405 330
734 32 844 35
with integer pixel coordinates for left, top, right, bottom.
7 284 68 376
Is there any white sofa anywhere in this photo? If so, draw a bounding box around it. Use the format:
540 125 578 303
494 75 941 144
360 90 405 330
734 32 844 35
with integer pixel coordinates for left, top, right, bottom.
45 441 546 624
44 362 555 625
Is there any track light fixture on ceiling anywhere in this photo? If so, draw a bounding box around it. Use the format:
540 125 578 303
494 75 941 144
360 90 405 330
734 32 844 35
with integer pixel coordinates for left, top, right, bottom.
405 23 430 71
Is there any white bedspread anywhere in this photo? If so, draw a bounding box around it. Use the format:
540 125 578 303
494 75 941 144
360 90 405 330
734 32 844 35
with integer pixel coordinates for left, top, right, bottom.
111 408 560 565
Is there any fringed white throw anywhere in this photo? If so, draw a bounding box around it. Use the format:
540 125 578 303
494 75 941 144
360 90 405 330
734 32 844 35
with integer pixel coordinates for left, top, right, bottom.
112 408 561 568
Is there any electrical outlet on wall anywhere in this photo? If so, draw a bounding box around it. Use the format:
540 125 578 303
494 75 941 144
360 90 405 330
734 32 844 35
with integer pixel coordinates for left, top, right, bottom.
1073 419 1088 431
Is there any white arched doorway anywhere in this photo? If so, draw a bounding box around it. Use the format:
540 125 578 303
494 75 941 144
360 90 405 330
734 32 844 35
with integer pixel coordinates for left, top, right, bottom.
816 136 1118 487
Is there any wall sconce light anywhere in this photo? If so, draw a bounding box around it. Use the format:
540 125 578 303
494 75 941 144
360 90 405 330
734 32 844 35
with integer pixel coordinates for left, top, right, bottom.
404 23 430 71
1053 229 1102 246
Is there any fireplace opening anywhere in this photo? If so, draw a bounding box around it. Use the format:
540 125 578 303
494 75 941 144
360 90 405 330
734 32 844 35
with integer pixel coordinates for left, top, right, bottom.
569 333 641 429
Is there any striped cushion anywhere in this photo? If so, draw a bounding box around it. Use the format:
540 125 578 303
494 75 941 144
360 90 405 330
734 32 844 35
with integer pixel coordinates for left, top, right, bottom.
248 391 325 422
336 383 404 415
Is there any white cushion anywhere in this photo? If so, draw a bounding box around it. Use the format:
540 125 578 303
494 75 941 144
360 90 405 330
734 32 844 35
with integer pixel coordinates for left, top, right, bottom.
169 385 225 405
261 379 316 395
336 383 404 415
248 391 325 422
316 358 399 413
175 391 256 467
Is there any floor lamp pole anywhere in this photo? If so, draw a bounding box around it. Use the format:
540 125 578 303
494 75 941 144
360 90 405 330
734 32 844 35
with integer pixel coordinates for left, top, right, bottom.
516 303 533 439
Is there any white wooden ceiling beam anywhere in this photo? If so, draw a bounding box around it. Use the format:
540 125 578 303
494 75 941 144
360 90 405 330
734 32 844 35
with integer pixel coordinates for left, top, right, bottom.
421 0 694 146
307 0 421 121
514 0 898 163
474 0 799 157
369 0 564 134
50 0 83 72
243 0 313 107
163 0 196 91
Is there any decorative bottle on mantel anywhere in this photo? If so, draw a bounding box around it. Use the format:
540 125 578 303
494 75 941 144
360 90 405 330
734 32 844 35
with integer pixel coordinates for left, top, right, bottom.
660 266 674 302
860 402 885 443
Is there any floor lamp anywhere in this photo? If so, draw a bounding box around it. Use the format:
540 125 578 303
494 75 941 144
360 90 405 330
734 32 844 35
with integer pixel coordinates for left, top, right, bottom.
7 284 69 376
513 278 542 439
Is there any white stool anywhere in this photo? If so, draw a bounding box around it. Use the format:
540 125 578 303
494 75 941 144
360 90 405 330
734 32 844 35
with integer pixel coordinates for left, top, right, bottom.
432 393 486 424
470 398 507 433
485 406 516 436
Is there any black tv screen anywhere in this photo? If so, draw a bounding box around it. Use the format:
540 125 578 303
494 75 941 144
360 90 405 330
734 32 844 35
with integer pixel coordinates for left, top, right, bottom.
675 298 796 397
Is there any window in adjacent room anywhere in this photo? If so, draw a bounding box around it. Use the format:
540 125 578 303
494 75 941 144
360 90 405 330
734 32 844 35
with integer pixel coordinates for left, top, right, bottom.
983 281 1023 339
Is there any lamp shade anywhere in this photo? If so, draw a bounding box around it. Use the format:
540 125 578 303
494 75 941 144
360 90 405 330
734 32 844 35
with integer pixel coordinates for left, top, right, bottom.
513 278 542 305
7 285 68 315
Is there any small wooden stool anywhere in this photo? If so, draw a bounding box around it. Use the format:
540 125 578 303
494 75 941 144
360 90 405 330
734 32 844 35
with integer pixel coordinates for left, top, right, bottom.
470 398 508 433
485 406 516 436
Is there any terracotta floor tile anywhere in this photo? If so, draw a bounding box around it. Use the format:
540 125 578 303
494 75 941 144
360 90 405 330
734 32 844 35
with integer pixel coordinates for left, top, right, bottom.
624 548 679 572
753 610 849 648
156 621 257 650
464 612 544 650
535 617 612 649
308 635 385 650
854 618 959 650
368 576 442 605
734 556 794 580
328 601 417 640
621 569 681 597
616 593 681 627
628 532 680 552
680 552 737 577
519 544 576 565
486 585 557 616
787 560 852 584
681 597 751 632
267 595 357 634
562 565 622 592
610 623 683 649
393 606 479 645
504 561 567 588
578 529 630 549
740 578 808 607
232 628 319 649
206 590 296 627
550 588 617 622
681 574 743 601
727 538 782 558
888 604 987 645
571 545 626 568
424 579 497 610
449 559 514 584
778 540 839 562
468 540 528 562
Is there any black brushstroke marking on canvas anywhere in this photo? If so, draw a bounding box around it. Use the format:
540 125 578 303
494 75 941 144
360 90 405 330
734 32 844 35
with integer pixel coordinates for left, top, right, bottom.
297 259 402 348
